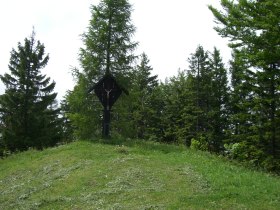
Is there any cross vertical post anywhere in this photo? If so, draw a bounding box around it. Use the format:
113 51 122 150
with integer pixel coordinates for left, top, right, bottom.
103 107 110 138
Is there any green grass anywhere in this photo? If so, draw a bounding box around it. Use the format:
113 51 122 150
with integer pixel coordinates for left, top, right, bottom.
0 139 279 209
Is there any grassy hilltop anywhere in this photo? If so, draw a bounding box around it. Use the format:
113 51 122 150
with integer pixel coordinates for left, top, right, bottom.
0 139 279 209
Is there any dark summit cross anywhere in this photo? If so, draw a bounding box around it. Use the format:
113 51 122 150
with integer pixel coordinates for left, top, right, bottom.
89 73 127 138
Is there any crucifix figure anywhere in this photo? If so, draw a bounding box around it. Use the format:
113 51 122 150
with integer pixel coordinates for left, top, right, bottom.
105 88 112 110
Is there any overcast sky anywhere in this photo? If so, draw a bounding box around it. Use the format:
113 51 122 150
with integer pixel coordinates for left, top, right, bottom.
0 0 231 100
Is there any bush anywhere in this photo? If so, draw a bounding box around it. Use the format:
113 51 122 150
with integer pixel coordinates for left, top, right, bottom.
223 142 280 173
223 142 263 162
224 143 243 159
190 136 208 151
261 156 280 173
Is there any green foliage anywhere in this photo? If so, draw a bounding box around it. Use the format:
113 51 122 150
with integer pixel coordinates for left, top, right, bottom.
224 142 260 164
59 97 75 142
64 74 102 140
224 143 243 159
209 0 280 171
80 0 137 80
128 53 158 139
147 46 229 150
190 137 208 151
0 31 62 152
65 0 137 140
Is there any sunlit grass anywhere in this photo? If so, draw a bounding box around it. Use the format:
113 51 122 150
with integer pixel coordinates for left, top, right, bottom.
0 139 279 209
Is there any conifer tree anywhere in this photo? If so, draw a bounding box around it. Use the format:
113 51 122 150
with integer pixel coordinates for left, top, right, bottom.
135 81 168 142
66 0 137 139
184 46 230 151
130 53 158 139
164 71 198 145
187 46 211 138
227 50 260 160
208 47 230 152
80 0 137 83
0 31 61 151
228 50 255 140
209 0 280 170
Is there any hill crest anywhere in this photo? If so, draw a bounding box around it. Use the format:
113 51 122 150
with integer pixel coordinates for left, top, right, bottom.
0 140 279 209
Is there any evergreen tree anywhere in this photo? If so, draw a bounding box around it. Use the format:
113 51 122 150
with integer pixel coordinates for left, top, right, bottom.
0 31 61 151
136 47 229 149
187 46 211 142
80 0 137 83
66 0 137 139
147 82 168 141
65 73 100 139
209 0 280 170
228 50 260 161
60 94 75 142
208 47 230 152
130 53 158 139
228 50 255 139
163 71 198 145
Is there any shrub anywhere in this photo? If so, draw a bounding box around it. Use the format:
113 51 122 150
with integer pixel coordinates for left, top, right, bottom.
224 143 243 159
190 136 208 151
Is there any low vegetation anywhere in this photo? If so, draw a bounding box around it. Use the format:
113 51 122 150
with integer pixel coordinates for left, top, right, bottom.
1 139 279 209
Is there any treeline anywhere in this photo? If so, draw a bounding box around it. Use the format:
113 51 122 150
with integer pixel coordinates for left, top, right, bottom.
0 0 279 172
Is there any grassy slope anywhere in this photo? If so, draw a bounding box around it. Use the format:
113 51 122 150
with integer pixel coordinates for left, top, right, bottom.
0 139 279 210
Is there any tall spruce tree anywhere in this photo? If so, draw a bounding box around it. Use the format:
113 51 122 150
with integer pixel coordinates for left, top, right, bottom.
130 53 158 139
0 31 61 151
208 47 230 152
134 80 169 143
163 71 198 145
187 46 211 139
209 0 280 170
66 0 137 139
229 50 255 140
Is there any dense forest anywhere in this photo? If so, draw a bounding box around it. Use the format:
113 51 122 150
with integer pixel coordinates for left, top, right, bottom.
0 0 279 172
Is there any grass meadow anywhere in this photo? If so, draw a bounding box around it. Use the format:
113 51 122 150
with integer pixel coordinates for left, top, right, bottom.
0 139 279 209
